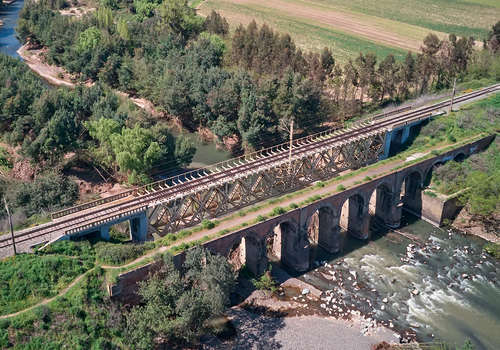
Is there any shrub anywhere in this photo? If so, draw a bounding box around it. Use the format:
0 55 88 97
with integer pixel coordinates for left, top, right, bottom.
252 270 278 293
423 190 438 198
271 207 286 216
34 305 51 324
364 176 372 181
484 243 500 259
241 222 248 227
256 215 266 222
289 203 298 209
316 182 325 188
337 185 346 191
94 242 145 265
201 219 215 230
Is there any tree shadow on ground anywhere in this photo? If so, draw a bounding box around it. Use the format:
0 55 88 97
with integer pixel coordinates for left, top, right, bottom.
200 307 285 350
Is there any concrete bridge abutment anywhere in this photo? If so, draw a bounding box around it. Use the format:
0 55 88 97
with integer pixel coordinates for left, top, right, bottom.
129 212 149 242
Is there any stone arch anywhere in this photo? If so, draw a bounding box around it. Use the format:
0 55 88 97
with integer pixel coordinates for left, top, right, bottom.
424 161 444 187
400 170 423 216
306 202 339 253
339 191 370 240
226 231 264 276
368 180 401 228
453 152 466 163
267 218 309 271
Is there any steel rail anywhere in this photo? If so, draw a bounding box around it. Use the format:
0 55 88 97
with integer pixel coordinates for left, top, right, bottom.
1 84 499 248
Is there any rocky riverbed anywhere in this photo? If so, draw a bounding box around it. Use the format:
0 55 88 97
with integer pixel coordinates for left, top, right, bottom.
219 211 500 350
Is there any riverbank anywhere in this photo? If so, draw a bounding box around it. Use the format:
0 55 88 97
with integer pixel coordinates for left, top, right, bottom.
202 307 399 350
17 44 75 87
453 209 500 245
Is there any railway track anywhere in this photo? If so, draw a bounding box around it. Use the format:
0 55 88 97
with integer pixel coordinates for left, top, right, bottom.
1 84 499 253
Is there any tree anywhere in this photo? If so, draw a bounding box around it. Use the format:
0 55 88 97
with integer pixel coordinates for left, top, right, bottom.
77 26 102 53
6 172 79 217
203 10 229 37
156 0 202 37
125 248 236 348
418 33 441 94
398 51 415 99
355 52 376 106
379 53 398 100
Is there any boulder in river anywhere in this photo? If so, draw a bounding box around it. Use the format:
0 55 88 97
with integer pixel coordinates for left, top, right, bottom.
302 288 310 295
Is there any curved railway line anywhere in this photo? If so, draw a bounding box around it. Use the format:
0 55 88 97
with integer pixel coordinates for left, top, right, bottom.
1 84 500 254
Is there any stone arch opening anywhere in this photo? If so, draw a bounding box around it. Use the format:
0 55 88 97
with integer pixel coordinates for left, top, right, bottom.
340 193 370 240
453 153 466 163
424 162 444 187
307 204 339 253
400 170 423 216
268 220 309 271
368 182 401 229
228 234 263 276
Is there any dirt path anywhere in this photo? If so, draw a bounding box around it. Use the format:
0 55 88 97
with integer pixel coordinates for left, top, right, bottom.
0 135 483 319
0 269 92 319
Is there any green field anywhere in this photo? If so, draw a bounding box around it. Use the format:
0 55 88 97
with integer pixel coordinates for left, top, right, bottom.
199 0 500 62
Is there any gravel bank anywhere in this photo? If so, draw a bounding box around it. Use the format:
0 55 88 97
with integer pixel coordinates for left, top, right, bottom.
202 307 398 350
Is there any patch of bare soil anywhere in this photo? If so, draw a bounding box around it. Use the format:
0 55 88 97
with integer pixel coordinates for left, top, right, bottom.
59 4 95 17
0 143 38 181
223 0 425 51
17 44 76 87
453 209 500 244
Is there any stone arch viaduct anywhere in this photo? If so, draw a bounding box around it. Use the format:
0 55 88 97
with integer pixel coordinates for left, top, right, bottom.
196 136 493 275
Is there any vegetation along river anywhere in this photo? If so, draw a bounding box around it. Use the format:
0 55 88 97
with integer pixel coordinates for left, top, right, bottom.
2 2 500 349
0 0 232 169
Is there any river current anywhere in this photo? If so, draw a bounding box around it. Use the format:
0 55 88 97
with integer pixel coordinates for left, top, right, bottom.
2 3 500 349
277 212 500 349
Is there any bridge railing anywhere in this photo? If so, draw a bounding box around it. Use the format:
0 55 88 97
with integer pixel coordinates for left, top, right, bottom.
49 106 414 218
51 191 133 220
391 112 432 130
126 108 414 196
64 205 148 236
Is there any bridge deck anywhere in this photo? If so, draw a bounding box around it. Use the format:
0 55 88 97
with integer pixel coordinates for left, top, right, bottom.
1 84 499 257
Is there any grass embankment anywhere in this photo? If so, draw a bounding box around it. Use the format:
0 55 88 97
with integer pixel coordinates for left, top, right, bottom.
0 268 127 349
2 90 498 320
0 242 95 317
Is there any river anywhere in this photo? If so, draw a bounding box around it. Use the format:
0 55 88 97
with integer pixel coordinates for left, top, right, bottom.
0 0 24 58
275 212 500 349
0 0 233 168
2 2 500 349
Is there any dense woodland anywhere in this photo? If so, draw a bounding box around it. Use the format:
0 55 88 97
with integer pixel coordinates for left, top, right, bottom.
1 0 500 228
0 53 195 228
15 0 500 153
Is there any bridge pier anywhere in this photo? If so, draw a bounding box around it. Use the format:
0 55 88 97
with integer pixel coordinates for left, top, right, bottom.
371 188 403 229
273 220 309 272
100 225 110 240
401 126 411 144
379 131 393 160
341 198 370 240
129 212 149 242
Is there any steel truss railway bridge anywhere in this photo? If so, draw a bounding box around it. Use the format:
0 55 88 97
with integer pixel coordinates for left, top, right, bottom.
1 84 500 258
